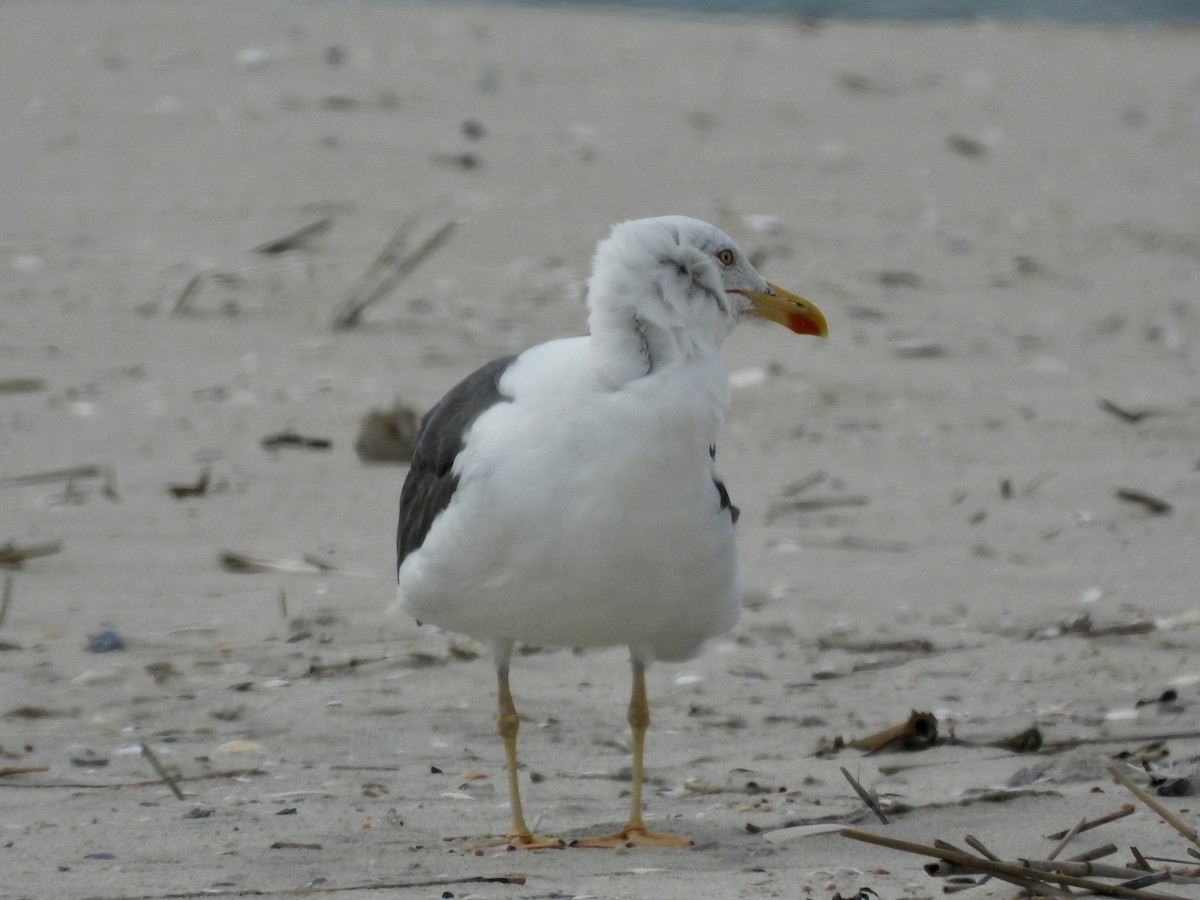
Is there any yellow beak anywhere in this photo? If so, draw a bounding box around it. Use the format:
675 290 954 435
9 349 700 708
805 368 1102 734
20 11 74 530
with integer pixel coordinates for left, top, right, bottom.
741 283 828 337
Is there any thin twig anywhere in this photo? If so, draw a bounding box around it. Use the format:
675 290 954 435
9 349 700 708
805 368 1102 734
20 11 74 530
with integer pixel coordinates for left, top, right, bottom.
253 217 331 254
332 217 458 328
1068 843 1119 862
840 766 888 824
0 574 13 629
140 743 185 801
1047 817 1085 861
172 273 205 315
840 828 1186 900
0 540 63 570
1098 398 1153 424
89 872 526 899
965 834 1001 860
1 465 103 487
0 768 261 791
1046 806 1128 844
0 765 49 777
1108 765 1200 850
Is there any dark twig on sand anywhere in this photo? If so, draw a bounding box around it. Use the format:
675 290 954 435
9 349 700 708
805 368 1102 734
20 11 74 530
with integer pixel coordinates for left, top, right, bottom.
172 273 205 315
0 574 13 628
253 216 331 255
88 872 527 899
0 541 63 570
140 742 185 801
1 465 103 487
332 216 458 328
840 828 1193 899
0 378 45 394
1098 398 1155 424
261 432 332 451
1115 488 1173 515
840 766 888 824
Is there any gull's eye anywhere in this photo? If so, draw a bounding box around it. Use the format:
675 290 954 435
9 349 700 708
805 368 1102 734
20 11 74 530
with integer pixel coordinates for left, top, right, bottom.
715 248 735 266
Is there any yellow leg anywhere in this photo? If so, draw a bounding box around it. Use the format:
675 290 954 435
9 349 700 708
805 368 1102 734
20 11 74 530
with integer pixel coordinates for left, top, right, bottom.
573 659 691 848
492 663 563 850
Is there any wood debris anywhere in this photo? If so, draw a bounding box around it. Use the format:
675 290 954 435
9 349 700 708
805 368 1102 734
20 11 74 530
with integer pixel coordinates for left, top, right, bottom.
261 431 333 451
0 574 13 629
218 551 328 575
0 377 45 394
140 742 185 801
1098 397 1156 424
167 467 210 498
1 465 103 487
253 216 331 254
841 766 1200 898
331 215 458 328
1116 488 1173 515
172 272 205 314
0 540 63 570
852 710 939 754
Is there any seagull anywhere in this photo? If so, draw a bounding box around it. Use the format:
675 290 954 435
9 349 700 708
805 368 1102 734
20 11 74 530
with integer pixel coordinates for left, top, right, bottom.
396 215 827 849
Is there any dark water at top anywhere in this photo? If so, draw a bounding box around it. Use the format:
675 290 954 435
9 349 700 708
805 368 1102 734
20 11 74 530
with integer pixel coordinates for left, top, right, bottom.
469 0 1200 23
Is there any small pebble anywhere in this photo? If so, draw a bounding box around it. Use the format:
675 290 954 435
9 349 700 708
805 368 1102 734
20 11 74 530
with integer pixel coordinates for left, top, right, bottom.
87 630 124 653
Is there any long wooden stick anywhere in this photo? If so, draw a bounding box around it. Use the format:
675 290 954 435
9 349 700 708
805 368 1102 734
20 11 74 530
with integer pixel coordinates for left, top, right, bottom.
840 828 1186 900
1108 765 1200 849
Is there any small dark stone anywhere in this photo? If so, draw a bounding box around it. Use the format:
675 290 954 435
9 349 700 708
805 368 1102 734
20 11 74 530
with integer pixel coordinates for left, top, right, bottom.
69 754 108 768
947 133 987 157
877 270 922 288
184 807 214 819
87 630 124 653
461 118 487 140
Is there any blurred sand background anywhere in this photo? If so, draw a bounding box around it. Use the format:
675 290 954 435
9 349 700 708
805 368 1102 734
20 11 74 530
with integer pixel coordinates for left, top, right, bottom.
2 2 1200 897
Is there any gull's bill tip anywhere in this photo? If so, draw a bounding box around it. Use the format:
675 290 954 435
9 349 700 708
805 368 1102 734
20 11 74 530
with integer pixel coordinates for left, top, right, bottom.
743 283 828 337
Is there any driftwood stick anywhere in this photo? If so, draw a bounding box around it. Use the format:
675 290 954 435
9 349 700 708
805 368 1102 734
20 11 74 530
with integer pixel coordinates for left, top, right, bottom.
1107 766 1200 850
0 541 63 570
1068 843 1119 862
253 216 331 254
840 828 1185 900
840 766 888 824
87 872 527 899
0 765 49 777
964 834 1001 860
0 574 13 628
1046 804 1135 839
172 273 205 314
332 217 457 328
853 710 938 754
0 768 262 791
1 465 104 486
140 743 185 801
1047 817 1085 861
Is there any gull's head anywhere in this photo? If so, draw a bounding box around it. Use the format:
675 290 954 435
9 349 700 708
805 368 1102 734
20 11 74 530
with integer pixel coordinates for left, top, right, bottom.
587 215 827 352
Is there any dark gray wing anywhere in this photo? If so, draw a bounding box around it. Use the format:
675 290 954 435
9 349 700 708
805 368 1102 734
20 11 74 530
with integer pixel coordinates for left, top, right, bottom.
397 354 516 576
709 444 739 524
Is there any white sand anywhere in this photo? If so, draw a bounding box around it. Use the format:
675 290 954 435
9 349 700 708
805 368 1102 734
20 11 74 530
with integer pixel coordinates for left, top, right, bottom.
2 2 1199 897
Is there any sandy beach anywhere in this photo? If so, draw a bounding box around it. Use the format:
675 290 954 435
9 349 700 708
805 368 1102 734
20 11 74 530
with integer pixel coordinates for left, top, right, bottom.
2 2 1200 897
